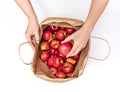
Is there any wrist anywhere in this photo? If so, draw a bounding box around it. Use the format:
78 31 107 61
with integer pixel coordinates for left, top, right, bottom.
28 16 38 23
81 23 94 33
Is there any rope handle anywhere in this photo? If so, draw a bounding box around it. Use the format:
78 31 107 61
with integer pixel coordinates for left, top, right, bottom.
89 36 110 61
18 41 33 65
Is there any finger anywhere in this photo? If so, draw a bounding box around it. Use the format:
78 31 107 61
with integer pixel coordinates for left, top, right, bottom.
26 35 35 51
71 46 83 56
66 44 77 57
72 43 86 56
62 35 72 43
34 30 40 44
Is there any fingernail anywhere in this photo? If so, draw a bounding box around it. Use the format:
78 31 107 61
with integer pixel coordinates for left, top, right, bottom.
61 41 65 43
66 55 69 58
36 41 39 44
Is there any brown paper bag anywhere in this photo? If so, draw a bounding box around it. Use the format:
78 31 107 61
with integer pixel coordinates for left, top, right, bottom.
19 17 110 82
30 17 90 82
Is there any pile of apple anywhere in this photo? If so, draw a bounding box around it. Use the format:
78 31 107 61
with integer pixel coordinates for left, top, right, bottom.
39 25 80 78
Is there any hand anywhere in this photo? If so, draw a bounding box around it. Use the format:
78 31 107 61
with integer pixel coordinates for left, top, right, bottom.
25 19 40 50
62 27 92 57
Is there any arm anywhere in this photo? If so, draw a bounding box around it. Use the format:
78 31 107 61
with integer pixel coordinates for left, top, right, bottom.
63 0 109 57
84 0 109 31
15 0 40 50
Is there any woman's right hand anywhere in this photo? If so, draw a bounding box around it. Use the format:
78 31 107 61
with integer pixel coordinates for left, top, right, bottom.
25 18 40 51
15 0 40 50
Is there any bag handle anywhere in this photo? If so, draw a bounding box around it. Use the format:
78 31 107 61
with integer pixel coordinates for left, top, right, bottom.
89 36 110 61
18 41 33 65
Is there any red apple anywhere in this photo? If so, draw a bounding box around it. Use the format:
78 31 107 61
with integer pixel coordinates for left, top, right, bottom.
55 29 66 40
66 34 70 38
55 71 66 78
42 29 52 41
49 48 58 55
47 57 54 66
49 48 56 55
40 51 50 62
66 57 76 65
65 28 75 34
58 42 72 56
57 53 66 60
60 62 73 74
53 56 64 68
49 39 60 49
40 41 49 50
71 54 80 60
49 67 57 75
49 25 59 32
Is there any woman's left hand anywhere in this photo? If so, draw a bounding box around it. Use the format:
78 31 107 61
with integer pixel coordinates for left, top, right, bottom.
62 27 93 57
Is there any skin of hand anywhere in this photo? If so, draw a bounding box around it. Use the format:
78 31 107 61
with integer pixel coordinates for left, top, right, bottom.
25 18 39 50
62 26 92 57
63 0 109 57
15 0 40 50
15 0 109 53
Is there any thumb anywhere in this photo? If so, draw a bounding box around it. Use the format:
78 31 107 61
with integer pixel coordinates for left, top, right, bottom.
62 36 72 43
34 31 40 44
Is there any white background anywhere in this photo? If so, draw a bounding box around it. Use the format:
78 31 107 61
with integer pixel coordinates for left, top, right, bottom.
0 0 120 92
